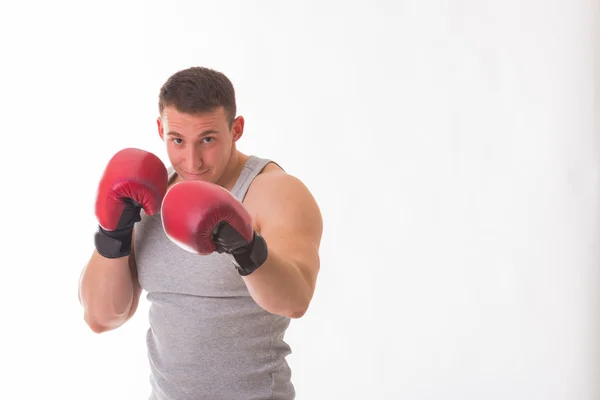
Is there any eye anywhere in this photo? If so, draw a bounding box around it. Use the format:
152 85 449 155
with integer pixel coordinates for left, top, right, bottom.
172 138 183 145
202 137 214 144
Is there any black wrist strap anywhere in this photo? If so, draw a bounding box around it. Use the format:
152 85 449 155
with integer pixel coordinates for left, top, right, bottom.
94 226 133 259
231 232 269 276
93 199 141 259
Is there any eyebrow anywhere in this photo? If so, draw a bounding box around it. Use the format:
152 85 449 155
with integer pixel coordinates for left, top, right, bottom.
167 129 219 137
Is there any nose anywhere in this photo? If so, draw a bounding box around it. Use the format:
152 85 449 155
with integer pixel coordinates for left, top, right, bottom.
184 145 202 172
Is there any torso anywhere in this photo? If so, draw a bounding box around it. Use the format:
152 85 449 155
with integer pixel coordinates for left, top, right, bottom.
133 154 295 400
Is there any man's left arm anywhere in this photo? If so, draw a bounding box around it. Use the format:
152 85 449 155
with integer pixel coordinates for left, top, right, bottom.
243 172 323 319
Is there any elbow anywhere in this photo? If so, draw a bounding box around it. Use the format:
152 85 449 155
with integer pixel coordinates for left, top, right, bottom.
265 301 310 319
287 299 310 319
84 313 111 334
86 319 111 334
83 310 127 334
250 282 313 319
80 295 133 333
288 308 307 319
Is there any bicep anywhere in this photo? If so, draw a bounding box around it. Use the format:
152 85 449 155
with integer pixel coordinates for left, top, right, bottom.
258 176 323 282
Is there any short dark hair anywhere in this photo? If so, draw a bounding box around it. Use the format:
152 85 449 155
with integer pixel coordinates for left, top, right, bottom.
158 66 237 125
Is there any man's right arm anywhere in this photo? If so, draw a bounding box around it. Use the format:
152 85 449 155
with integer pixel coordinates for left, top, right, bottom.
79 147 168 333
79 233 142 333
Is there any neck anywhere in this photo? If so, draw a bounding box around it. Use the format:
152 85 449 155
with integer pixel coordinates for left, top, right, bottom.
217 150 249 191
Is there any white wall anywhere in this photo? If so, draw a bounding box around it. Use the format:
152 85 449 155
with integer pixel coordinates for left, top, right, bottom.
1 0 598 399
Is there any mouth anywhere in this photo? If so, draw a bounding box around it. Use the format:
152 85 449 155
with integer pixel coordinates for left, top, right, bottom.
181 169 210 178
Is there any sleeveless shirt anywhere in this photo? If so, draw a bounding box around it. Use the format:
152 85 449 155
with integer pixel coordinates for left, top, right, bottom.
133 155 295 400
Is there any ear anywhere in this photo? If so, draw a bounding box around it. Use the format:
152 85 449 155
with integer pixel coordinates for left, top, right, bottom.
157 116 165 141
231 116 245 142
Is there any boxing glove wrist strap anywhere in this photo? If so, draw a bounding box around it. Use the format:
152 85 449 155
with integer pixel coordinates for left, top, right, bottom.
212 222 269 276
94 199 142 259
95 225 134 259
230 232 269 276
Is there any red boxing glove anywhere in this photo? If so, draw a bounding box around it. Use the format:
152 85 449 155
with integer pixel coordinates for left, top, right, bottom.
161 180 268 275
94 148 169 258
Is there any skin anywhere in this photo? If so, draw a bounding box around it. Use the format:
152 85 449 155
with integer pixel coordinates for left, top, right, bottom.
158 105 323 318
79 104 322 332
157 106 246 190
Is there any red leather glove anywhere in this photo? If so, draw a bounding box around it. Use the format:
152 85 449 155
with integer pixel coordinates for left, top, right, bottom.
161 180 268 275
94 148 168 258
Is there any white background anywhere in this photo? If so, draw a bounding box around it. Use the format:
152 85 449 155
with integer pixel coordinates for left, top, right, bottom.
0 1 599 399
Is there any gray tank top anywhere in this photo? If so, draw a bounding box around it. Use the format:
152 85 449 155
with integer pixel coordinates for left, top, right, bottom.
133 155 295 400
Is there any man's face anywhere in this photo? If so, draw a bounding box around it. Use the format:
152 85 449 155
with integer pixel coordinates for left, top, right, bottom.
157 106 243 183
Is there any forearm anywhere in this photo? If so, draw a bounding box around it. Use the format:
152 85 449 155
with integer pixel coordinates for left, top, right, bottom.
79 251 136 331
242 249 315 319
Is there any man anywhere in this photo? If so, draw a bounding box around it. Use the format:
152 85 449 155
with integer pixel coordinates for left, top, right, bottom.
78 66 323 399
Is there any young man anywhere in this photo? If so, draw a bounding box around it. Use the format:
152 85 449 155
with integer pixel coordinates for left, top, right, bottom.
78 66 323 399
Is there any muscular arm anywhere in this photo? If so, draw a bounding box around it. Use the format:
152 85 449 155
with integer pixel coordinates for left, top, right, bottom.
79 232 142 333
242 172 323 319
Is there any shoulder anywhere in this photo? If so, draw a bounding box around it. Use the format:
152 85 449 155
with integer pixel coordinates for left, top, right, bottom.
251 163 303 194
247 163 314 207
245 164 322 239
